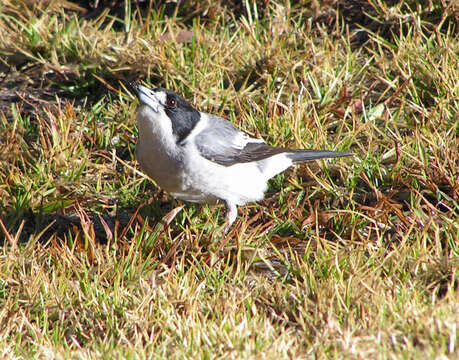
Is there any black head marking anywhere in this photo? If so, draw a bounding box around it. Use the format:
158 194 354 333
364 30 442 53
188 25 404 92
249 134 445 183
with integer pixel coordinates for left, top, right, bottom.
157 88 200 143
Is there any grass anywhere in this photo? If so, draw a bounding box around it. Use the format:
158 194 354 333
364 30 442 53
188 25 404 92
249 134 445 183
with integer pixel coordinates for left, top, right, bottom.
0 0 458 358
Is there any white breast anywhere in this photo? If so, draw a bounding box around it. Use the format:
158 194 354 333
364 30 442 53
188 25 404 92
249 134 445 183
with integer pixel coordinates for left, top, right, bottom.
136 105 184 192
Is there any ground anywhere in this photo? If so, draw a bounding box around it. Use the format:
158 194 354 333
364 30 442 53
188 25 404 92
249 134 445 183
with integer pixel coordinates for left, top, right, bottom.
0 0 458 358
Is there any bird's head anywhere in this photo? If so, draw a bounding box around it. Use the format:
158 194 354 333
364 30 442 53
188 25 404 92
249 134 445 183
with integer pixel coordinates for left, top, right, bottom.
130 83 200 143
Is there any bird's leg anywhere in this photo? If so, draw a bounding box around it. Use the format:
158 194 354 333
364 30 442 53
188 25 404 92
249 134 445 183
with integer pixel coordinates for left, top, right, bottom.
223 201 237 233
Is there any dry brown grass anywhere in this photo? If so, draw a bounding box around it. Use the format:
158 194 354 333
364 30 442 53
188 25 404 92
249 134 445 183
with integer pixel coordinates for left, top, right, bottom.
0 0 457 358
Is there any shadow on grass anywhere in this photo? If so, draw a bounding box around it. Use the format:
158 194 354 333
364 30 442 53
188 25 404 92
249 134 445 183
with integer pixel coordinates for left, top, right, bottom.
0 202 178 246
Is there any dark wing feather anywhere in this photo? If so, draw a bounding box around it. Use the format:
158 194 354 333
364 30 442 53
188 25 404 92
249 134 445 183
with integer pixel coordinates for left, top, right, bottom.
195 114 286 166
201 142 287 166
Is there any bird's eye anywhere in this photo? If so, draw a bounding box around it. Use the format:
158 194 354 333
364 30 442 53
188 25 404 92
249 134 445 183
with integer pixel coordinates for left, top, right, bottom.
166 96 176 108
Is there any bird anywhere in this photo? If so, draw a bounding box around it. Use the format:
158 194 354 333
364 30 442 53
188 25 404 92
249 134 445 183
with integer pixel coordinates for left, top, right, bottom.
130 83 352 232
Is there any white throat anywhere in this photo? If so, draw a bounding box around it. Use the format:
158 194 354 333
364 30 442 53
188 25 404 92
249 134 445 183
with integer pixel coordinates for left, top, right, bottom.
137 104 176 151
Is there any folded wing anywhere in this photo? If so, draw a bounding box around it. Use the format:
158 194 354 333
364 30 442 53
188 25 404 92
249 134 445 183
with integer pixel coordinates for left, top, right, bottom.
194 114 286 166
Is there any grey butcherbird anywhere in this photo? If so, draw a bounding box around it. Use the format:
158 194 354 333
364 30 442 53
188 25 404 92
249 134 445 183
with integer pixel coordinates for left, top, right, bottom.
130 83 352 231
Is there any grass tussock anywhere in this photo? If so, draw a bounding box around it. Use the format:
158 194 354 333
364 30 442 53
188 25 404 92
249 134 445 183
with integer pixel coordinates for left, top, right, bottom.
0 0 458 358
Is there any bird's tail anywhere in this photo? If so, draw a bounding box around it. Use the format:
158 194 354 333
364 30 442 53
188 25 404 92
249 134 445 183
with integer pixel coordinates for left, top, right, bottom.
287 149 353 163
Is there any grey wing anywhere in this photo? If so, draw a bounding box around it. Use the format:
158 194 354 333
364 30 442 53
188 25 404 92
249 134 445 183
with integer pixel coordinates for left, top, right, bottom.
195 114 286 166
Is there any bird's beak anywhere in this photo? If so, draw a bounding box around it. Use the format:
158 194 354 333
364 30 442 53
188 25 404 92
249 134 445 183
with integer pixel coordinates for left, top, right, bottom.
130 82 160 113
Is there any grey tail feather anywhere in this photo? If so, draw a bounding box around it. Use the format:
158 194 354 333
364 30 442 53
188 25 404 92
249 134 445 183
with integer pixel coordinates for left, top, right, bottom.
287 149 353 163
